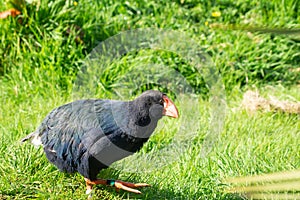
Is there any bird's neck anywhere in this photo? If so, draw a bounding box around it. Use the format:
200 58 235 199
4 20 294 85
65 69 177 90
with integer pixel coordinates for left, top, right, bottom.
129 100 151 127
127 100 159 139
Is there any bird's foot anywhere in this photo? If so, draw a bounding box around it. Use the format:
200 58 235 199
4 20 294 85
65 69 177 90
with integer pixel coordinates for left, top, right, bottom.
113 180 150 194
84 178 150 194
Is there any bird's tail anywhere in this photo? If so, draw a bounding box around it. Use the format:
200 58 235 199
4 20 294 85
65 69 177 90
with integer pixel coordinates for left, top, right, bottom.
20 131 42 146
20 131 36 143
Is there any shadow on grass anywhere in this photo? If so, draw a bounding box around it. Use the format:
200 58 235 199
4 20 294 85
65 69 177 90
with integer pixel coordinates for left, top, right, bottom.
91 168 245 200
0 164 245 200
92 184 245 200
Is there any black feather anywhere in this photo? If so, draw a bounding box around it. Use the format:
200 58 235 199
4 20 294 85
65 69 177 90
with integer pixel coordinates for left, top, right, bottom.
34 90 165 180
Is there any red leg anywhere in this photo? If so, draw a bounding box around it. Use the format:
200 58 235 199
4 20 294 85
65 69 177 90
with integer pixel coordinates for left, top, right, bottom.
84 178 150 194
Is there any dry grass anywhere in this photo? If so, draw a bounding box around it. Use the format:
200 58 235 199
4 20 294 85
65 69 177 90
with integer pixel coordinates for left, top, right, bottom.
242 90 300 114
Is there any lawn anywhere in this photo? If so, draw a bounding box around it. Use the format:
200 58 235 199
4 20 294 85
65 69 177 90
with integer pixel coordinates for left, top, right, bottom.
0 0 299 199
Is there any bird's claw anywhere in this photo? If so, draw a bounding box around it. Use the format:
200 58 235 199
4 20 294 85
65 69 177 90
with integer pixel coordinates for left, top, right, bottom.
114 180 150 194
84 178 150 195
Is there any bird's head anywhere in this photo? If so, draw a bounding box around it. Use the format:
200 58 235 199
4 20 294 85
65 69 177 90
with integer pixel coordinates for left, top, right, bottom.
134 90 179 121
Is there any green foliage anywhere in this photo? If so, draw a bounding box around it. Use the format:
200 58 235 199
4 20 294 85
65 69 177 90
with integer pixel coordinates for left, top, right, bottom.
1 0 299 92
0 0 299 199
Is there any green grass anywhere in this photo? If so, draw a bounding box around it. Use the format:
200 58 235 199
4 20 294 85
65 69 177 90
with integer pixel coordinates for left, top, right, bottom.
0 0 299 199
0 85 299 199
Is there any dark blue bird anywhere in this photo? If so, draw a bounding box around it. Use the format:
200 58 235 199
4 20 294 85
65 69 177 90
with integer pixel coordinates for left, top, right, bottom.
21 90 178 194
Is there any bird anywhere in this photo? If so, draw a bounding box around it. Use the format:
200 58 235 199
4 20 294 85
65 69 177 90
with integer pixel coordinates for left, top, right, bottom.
21 90 179 195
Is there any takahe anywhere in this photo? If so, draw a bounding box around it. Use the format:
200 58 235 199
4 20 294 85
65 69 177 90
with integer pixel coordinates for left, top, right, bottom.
21 90 178 194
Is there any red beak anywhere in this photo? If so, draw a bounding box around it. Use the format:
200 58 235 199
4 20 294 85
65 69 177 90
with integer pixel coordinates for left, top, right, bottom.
162 95 179 118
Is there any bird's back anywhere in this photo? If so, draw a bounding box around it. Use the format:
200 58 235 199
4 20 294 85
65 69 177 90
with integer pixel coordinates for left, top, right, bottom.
36 99 149 180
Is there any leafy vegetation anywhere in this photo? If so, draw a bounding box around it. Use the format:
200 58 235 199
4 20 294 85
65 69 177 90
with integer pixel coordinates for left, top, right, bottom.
0 0 299 199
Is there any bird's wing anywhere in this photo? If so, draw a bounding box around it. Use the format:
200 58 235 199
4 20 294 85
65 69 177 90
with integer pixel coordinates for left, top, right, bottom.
39 100 109 161
38 99 133 175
